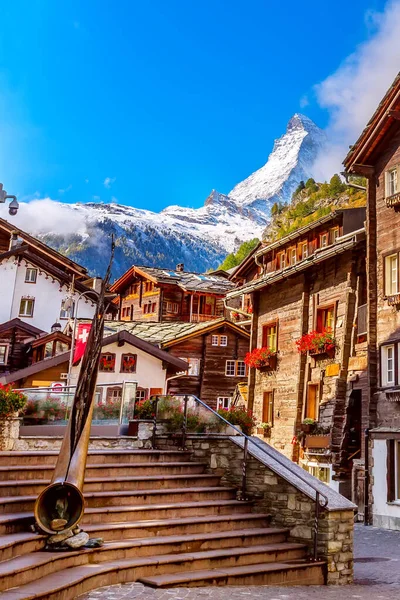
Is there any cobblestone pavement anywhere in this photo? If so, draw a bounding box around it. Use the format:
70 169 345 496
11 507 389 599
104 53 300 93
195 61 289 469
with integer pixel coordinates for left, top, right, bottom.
80 525 400 600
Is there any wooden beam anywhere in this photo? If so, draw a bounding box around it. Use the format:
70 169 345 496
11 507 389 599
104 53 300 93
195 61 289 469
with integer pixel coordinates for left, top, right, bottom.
387 110 400 121
348 164 375 176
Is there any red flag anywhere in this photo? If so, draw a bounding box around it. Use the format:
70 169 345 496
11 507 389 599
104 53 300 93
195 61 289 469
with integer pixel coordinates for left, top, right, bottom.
73 323 92 365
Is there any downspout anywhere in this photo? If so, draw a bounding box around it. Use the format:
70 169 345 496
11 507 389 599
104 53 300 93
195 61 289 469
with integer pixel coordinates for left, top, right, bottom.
164 373 187 394
341 171 367 191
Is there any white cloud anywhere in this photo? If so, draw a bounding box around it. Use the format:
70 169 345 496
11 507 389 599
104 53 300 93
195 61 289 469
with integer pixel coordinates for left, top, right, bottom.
313 0 400 179
299 95 309 108
103 177 116 189
0 198 88 236
58 184 72 194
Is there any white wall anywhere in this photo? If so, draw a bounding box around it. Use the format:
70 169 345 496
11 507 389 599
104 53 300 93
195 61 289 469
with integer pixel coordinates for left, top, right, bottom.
70 340 167 392
0 258 95 332
372 439 400 530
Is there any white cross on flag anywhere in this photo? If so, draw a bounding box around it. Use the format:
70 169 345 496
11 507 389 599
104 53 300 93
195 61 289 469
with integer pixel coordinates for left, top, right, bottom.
73 323 92 365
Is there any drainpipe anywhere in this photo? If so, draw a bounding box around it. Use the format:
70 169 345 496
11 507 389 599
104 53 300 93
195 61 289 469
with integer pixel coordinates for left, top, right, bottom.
341 171 367 191
223 298 253 319
164 373 187 394
364 428 370 526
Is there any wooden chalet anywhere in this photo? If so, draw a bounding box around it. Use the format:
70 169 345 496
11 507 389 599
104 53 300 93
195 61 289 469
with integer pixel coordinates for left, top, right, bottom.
344 72 400 528
102 318 250 410
0 318 45 375
227 208 367 494
110 264 235 323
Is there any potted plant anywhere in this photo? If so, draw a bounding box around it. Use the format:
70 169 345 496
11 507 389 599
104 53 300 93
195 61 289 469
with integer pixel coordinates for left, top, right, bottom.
296 328 336 358
216 405 257 436
0 384 27 450
257 422 272 438
244 347 277 371
301 418 316 434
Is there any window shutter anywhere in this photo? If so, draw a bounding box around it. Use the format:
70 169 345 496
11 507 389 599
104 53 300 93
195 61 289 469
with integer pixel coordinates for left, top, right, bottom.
387 439 396 502
262 325 267 347
275 320 279 353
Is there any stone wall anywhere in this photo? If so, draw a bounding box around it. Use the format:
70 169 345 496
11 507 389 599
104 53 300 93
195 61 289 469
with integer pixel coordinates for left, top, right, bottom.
157 434 355 585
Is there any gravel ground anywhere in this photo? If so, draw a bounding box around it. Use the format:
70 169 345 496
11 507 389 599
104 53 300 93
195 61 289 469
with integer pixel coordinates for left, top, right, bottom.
80 524 400 600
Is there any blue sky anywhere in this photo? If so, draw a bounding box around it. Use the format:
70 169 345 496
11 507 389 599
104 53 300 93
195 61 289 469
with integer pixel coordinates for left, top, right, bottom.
0 0 392 211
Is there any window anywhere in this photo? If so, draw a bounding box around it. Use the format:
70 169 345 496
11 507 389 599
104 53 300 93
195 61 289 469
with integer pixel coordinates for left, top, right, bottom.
300 242 308 261
179 357 200 376
121 353 137 373
262 322 278 352
19 297 35 317
319 233 328 248
385 253 399 296
217 397 232 409
278 252 286 269
143 302 156 314
330 227 340 243
225 360 246 377
316 305 335 332
106 387 122 402
382 344 396 387
136 388 148 402
166 301 179 314
262 391 274 425
211 335 228 346
289 247 296 266
145 281 154 293
0 344 9 365
99 353 116 372
305 383 319 420
387 168 398 197
25 268 37 283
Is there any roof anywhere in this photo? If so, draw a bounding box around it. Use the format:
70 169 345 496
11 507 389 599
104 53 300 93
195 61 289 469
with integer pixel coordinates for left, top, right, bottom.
110 265 235 295
0 218 88 277
0 351 70 384
344 72 400 171
227 228 365 299
101 318 250 347
229 241 262 281
0 318 45 337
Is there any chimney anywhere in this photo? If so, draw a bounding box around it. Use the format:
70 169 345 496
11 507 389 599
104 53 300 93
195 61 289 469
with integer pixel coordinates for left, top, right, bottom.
176 263 184 272
9 232 21 250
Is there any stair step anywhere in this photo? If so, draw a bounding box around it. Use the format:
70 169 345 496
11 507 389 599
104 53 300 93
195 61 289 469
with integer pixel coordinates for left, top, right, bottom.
139 560 326 588
0 532 46 562
0 474 221 496
0 450 192 466
0 543 307 592
83 513 271 540
0 462 207 481
0 487 237 513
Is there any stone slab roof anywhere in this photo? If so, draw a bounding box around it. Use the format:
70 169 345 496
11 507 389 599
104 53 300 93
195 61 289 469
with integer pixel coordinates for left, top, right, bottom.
232 436 356 512
102 318 233 346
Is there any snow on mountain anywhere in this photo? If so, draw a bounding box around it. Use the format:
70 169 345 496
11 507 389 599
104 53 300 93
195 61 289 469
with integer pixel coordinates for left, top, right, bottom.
0 113 326 278
229 114 326 213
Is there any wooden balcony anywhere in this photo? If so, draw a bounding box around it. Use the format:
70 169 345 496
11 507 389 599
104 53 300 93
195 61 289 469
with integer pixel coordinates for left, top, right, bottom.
190 313 221 323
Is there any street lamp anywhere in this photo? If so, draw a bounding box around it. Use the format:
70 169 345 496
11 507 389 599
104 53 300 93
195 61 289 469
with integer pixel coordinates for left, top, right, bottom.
0 183 19 216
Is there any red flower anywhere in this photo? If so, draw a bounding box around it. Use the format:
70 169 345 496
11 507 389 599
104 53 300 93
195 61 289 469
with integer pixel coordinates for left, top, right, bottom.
244 347 275 369
296 328 336 354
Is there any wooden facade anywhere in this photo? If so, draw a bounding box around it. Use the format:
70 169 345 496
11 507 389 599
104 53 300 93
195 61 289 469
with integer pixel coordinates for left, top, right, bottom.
344 73 400 526
227 209 367 493
110 265 232 324
0 319 45 375
164 321 250 410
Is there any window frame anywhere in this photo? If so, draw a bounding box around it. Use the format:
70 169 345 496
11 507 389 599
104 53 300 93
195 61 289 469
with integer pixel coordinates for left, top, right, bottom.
316 304 335 333
262 321 278 352
384 251 400 297
217 396 232 410
386 167 398 197
120 353 137 374
277 251 286 270
25 267 37 283
19 297 35 317
304 382 320 421
180 357 201 376
220 335 228 347
225 360 246 377
300 241 308 261
0 344 9 365
99 353 116 372
330 227 340 244
288 246 297 266
319 232 329 248
211 335 219 346
381 343 397 387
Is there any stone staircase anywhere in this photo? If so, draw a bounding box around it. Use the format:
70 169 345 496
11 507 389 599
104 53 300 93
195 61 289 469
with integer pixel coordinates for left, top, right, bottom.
0 447 326 598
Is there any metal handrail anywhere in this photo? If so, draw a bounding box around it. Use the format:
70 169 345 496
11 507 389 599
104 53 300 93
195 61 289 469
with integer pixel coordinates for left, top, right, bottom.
148 393 329 561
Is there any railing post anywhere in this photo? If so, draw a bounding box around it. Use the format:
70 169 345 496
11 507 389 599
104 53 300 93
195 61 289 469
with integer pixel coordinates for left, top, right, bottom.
151 396 159 449
313 491 320 561
181 395 189 450
241 437 249 500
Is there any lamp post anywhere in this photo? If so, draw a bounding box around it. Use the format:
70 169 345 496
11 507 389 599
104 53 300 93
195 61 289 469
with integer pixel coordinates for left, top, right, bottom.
0 183 19 215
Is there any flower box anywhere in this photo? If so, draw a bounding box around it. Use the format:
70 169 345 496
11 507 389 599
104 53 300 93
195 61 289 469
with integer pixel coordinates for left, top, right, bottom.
244 348 277 370
305 434 331 449
309 346 335 359
296 328 336 356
